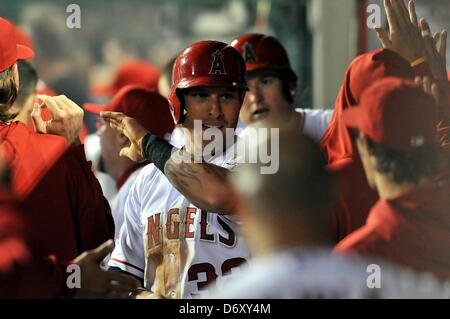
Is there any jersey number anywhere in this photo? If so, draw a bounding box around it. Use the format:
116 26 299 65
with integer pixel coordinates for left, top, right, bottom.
187 257 246 290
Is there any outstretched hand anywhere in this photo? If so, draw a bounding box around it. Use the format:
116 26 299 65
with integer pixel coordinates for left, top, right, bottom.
100 111 149 162
419 19 448 87
375 0 424 63
415 76 450 120
73 240 141 298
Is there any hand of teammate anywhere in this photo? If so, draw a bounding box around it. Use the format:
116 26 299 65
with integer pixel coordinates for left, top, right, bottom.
100 111 149 162
374 0 425 63
31 95 83 145
132 290 166 299
419 19 448 87
73 240 141 299
415 76 450 121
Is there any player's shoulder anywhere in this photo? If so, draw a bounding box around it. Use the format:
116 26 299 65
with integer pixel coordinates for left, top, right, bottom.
2 121 68 149
211 249 370 298
129 163 175 207
334 224 381 254
134 163 165 187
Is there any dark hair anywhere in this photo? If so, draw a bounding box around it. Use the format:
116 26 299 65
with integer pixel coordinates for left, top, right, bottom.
0 65 19 123
247 68 294 104
14 60 38 108
366 137 439 184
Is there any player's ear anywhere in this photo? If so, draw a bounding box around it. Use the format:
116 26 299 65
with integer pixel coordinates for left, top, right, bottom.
12 63 19 87
355 132 368 155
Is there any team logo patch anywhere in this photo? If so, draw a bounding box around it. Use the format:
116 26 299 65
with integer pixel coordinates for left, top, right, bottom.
243 42 257 63
209 50 227 75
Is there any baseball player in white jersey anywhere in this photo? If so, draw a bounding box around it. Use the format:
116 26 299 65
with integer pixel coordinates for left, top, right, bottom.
104 40 251 298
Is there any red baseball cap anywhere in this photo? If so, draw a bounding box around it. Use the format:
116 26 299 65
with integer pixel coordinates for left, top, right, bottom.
90 60 161 97
0 18 34 72
85 85 175 138
343 77 439 150
14 25 33 49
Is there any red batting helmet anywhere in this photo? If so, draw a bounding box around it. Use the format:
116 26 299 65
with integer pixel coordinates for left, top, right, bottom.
168 40 247 124
230 33 297 98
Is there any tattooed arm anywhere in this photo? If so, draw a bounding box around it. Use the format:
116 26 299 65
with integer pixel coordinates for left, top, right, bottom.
100 111 238 215
164 150 238 214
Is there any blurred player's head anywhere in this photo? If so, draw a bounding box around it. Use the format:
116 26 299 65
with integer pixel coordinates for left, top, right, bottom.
231 33 297 125
11 60 38 124
232 119 334 255
87 85 175 182
0 18 34 123
343 78 440 191
168 40 247 151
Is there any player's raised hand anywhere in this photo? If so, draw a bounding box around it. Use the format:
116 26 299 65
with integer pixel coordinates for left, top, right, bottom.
73 239 141 299
100 111 149 162
31 95 84 145
375 0 424 63
415 76 450 120
419 19 448 87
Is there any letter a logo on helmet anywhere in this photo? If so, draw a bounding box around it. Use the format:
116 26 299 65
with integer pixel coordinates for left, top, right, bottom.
243 42 257 63
209 50 227 75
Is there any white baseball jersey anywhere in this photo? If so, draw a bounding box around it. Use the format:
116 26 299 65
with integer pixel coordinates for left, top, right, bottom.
296 108 334 142
208 248 450 299
237 108 333 141
109 142 250 299
111 167 145 240
84 133 117 202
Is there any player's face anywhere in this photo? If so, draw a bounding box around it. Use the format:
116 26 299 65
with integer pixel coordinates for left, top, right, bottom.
240 70 292 125
182 86 242 147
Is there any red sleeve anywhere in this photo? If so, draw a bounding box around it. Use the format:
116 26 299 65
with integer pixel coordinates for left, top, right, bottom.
0 200 74 298
64 144 114 252
333 225 379 256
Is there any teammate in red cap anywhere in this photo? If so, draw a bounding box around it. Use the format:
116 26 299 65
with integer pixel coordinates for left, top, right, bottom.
86 85 175 240
334 77 450 281
103 41 250 298
0 16 129 291
321 48 416 241
230 33 333 142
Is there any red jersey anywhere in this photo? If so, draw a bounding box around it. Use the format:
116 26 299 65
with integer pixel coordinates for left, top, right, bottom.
335 180 450 281
0 188 69 298
0 122 113 261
